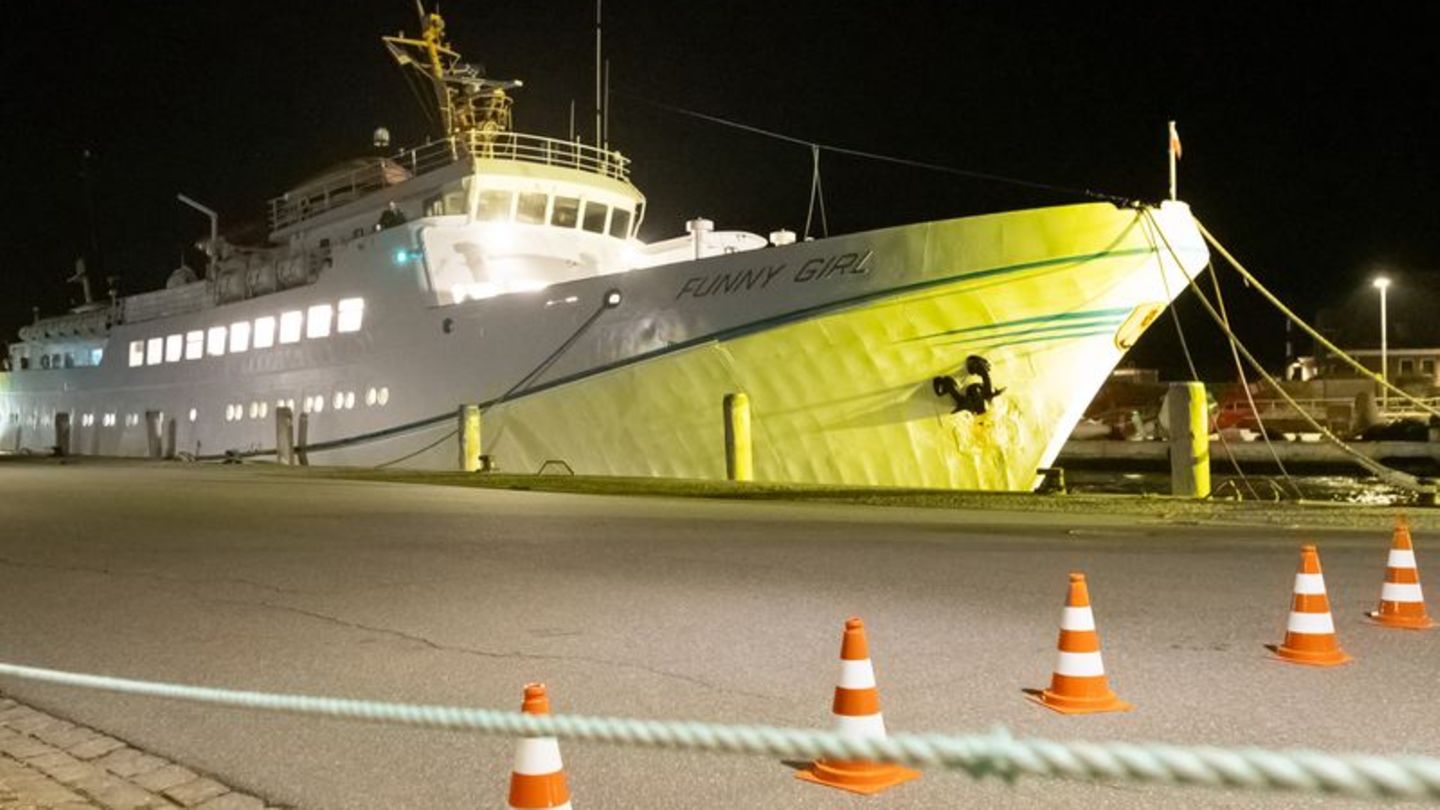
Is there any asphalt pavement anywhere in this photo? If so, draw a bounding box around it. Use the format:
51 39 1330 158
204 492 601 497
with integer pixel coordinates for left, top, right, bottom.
1 460 1436 808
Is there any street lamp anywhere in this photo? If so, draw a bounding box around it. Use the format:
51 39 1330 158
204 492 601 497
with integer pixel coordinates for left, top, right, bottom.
1373 275 1391 412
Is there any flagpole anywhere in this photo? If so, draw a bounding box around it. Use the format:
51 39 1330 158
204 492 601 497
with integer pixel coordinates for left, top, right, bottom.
1168 120 1178 201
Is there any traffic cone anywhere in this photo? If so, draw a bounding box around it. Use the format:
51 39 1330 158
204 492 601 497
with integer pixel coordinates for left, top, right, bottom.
1030 572 1132 714
507 683 572 810
1273 544 1352 666
795 617 921 795
1367 518 1435 629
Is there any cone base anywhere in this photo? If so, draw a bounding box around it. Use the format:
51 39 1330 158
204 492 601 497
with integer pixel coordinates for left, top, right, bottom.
1366 610 1436 630
1028 690 1132 715
795 759 921 795
1272 645 1352 667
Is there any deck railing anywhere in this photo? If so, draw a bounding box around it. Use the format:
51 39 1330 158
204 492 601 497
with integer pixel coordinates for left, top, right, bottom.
268 132 630 232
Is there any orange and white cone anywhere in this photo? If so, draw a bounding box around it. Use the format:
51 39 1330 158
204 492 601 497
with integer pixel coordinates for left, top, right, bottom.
1030 572 1132 714
1273 544 1352 666
507 683 572 810
1367 518 1435 629
796 617 920 795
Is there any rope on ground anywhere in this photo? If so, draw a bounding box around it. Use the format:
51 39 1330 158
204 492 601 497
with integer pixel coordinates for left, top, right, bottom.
2 660 1438 801
1144 212 1425 493
1196 220 1440 422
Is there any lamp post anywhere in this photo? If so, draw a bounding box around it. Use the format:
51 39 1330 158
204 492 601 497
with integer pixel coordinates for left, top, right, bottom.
1373 275 1391 412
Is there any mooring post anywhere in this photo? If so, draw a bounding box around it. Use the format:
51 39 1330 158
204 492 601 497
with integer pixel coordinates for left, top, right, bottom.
145 410 163 459
296 413 310 466
458 404 482 472
723 392 753 482
1168 381 1211 498
275 406 295 465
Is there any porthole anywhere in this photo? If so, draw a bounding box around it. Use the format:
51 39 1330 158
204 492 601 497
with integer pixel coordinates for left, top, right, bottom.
344 391 355 410
365 388 377 406
378 387 390 406
333 392 344 410
188 408 198 422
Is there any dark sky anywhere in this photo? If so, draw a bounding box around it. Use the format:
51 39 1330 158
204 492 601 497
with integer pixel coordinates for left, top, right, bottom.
2 2 1435 377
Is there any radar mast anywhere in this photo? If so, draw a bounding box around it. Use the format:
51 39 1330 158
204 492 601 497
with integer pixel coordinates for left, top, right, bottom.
382 4 523 138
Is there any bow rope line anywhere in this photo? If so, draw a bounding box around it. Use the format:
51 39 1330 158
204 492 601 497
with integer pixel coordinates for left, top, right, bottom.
2 660 1439 801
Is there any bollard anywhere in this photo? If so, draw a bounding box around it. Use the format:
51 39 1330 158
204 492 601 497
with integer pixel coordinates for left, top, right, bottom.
723 392 753 482
458 404 481 472
53 412 71 457
1167 381 1210 498
275 406 295 465
296 413 310 466
145 411 163 459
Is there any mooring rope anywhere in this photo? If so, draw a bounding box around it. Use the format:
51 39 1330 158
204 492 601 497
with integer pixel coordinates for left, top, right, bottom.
2 660 1437 801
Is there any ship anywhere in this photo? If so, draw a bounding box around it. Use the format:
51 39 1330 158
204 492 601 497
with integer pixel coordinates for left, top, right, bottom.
0 7 1210 491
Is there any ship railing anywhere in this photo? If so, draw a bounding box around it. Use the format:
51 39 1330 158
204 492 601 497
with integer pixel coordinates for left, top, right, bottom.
268 132 630 232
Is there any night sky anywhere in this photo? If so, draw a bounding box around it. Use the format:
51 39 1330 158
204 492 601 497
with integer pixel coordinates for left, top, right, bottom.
2 2 1435 377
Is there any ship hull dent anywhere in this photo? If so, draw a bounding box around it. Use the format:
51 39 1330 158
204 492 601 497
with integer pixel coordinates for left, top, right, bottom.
413 202 1206 489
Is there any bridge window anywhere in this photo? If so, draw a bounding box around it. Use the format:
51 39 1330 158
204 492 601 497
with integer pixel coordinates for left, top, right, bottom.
129 341 145 367
307 304 333 339
581 201 608 234
229 321 251 353
477 190 512 222
253 316 276 349
551 196 580 228
185 330 205 360
279 311 303 344
516 192 547 224
337 298 365 333
164 334 183 363
609 208 632 239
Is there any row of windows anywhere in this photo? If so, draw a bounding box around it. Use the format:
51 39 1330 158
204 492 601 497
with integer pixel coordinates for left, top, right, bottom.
127 298 365 368
6 387 391 430
471 189 635 240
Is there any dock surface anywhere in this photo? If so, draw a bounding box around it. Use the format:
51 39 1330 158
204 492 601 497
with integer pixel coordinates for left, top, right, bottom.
2 460 1436 808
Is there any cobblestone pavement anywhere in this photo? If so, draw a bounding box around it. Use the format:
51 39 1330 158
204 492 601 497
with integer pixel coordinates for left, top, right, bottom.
0 698 285 810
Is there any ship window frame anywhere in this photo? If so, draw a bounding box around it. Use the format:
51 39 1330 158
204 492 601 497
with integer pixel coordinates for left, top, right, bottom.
129 341 145 367
515 192 547 225
229 321 251 353
551 196 581 229
337 298 365 333
279 311 303 344
609 207 632 239
207 326 228 356
581 201 608 234
306 304 333 339
253 316 277 349
164 334 183 363
476 189 513 222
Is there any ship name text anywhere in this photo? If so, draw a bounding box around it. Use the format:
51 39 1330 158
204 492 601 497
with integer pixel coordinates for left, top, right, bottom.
674 250 873 300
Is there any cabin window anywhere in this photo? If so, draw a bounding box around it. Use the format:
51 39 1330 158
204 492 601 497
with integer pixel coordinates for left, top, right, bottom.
337 298 365 333
129 341 145 367
307 304 333 339
253 316 276 349
581 201 608 234
1424 359 1436 376
188 408 197 422
229 321 251 353
516 192 547 224
279 311 303 344
90 348 103 366
164 334 183 363
1400 359 1415 376
207 326 227 356
551 196 580 228
146 338 163 365
609 208 632 239
185 330 205 360
477 190 512 222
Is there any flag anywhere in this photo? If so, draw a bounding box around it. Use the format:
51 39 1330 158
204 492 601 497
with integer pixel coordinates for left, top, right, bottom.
1169 123 1183 160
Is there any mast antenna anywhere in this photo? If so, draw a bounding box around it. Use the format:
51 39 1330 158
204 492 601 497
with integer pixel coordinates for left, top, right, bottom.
595 0 603 149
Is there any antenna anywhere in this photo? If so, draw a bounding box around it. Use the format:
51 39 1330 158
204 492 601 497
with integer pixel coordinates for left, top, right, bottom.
570 99 576 142
604 59 611 148
594 0 603 149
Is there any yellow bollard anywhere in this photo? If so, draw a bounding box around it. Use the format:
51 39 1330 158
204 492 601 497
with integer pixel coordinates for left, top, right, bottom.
458 404 482 472
1167 382 1211 498
723 392 753 482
